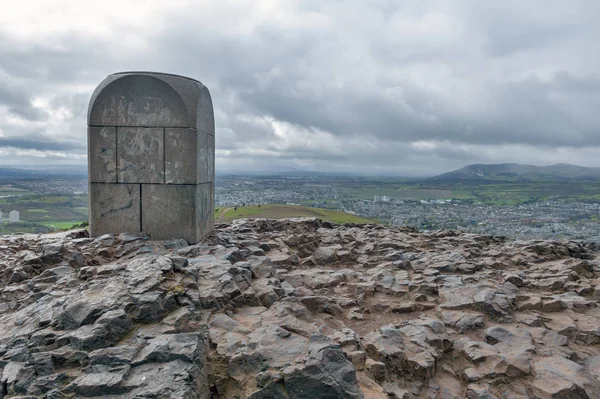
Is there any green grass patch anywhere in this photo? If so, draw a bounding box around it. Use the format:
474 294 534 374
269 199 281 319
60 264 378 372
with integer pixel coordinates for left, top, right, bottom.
40 221 86 229
219 204 379 224
214 207 226 220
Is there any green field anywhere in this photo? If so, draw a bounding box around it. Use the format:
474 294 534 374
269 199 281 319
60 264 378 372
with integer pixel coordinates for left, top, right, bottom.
217 204 379 224
0 193 89 234
39 221 87 229
334 178 600 205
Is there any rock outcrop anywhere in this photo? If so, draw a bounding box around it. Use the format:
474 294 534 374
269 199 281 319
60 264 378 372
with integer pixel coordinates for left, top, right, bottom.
0 218 599 398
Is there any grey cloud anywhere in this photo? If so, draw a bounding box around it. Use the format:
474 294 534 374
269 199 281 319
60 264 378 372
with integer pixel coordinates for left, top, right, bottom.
49 93 90 119
2 0 600 175
0 79 46 121
0 34 117 83
0 134 86 152
231 65 600 148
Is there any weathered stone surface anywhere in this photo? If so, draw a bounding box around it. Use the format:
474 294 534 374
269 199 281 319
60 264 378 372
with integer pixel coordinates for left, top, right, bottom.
132 333 206 365
66 368 129 396
63 310 131 351
197 182 214 240
125 360 210 398
142 184 197 243
89 345 139 366
88 126 117 183
88 72 213 129
284 345 364 398
1 362 36 395
117 127 164 184
364 325 406 375
440 311 484 333
532 356 599 398
89 183 140 235
165 128 197 184
201 132 215 183
313 245 341 263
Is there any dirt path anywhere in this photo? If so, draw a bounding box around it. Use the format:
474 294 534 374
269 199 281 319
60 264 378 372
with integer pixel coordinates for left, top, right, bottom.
217 207 233 223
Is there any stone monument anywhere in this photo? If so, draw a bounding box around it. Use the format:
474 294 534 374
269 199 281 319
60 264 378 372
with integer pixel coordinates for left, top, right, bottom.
87 71 214 243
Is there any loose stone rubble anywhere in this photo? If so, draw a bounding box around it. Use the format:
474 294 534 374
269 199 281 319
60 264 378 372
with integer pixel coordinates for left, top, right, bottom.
0 218 599 398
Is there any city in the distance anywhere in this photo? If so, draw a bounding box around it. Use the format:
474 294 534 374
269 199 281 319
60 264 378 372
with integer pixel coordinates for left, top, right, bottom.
1 162 599 241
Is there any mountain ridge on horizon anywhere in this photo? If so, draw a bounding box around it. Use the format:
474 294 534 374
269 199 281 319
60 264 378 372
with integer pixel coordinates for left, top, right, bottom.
431 162 600 182
1 162 600 180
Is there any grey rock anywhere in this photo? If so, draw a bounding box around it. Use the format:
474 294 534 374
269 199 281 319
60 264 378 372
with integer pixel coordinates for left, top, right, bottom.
31 352 54 376
65 310 131 351
45 388 63 399
466 383 498 399
51 298 107 331
125 360 210 398
48 346 89 369
259 243 271 252
133 333 206 365
127 292 177 323
65 367 129 396
532 356 599 399
313 245 341 263
89 345 140 366
284 345 364 399
364 325 406 374
440 311 484 333
27 373 69 395
1 362 35 395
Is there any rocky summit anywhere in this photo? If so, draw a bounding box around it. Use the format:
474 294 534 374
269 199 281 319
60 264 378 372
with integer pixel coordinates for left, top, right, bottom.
1 218 600 398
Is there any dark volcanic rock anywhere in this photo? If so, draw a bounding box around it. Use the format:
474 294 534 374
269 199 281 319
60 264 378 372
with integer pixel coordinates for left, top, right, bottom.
0 220 599 398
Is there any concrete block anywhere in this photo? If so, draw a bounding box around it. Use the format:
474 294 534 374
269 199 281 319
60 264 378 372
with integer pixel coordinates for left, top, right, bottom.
88 127 117 183
209 134 215 180
90 183 140 235
197 132 215 184
196 86 215 136
196 182 214 239
117 127 164 184
141 184 196 243
165 128 197 184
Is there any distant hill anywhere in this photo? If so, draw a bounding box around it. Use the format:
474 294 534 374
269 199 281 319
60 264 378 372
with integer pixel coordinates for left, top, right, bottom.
431 163 600 182
0 165 87 179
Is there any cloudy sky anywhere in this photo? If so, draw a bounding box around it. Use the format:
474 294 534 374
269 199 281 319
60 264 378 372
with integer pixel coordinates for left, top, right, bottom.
1 0 599 176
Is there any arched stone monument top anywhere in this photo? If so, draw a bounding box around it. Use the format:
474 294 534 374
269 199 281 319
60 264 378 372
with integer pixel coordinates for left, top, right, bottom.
88 71 214 134
108 71 203 83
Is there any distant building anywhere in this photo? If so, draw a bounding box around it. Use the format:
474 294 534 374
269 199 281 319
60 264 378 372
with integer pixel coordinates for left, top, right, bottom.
374 195 391 203
9 210 19 223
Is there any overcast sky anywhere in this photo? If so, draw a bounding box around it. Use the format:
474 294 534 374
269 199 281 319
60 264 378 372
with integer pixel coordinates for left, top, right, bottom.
1 0 599 176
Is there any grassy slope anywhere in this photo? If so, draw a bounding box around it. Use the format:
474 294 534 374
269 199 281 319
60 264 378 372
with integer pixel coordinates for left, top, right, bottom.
39 221 86 229
217 204 379 224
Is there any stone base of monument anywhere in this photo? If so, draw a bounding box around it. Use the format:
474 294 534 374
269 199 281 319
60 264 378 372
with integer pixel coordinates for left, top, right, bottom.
87 72 215 244
90 183 214 244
